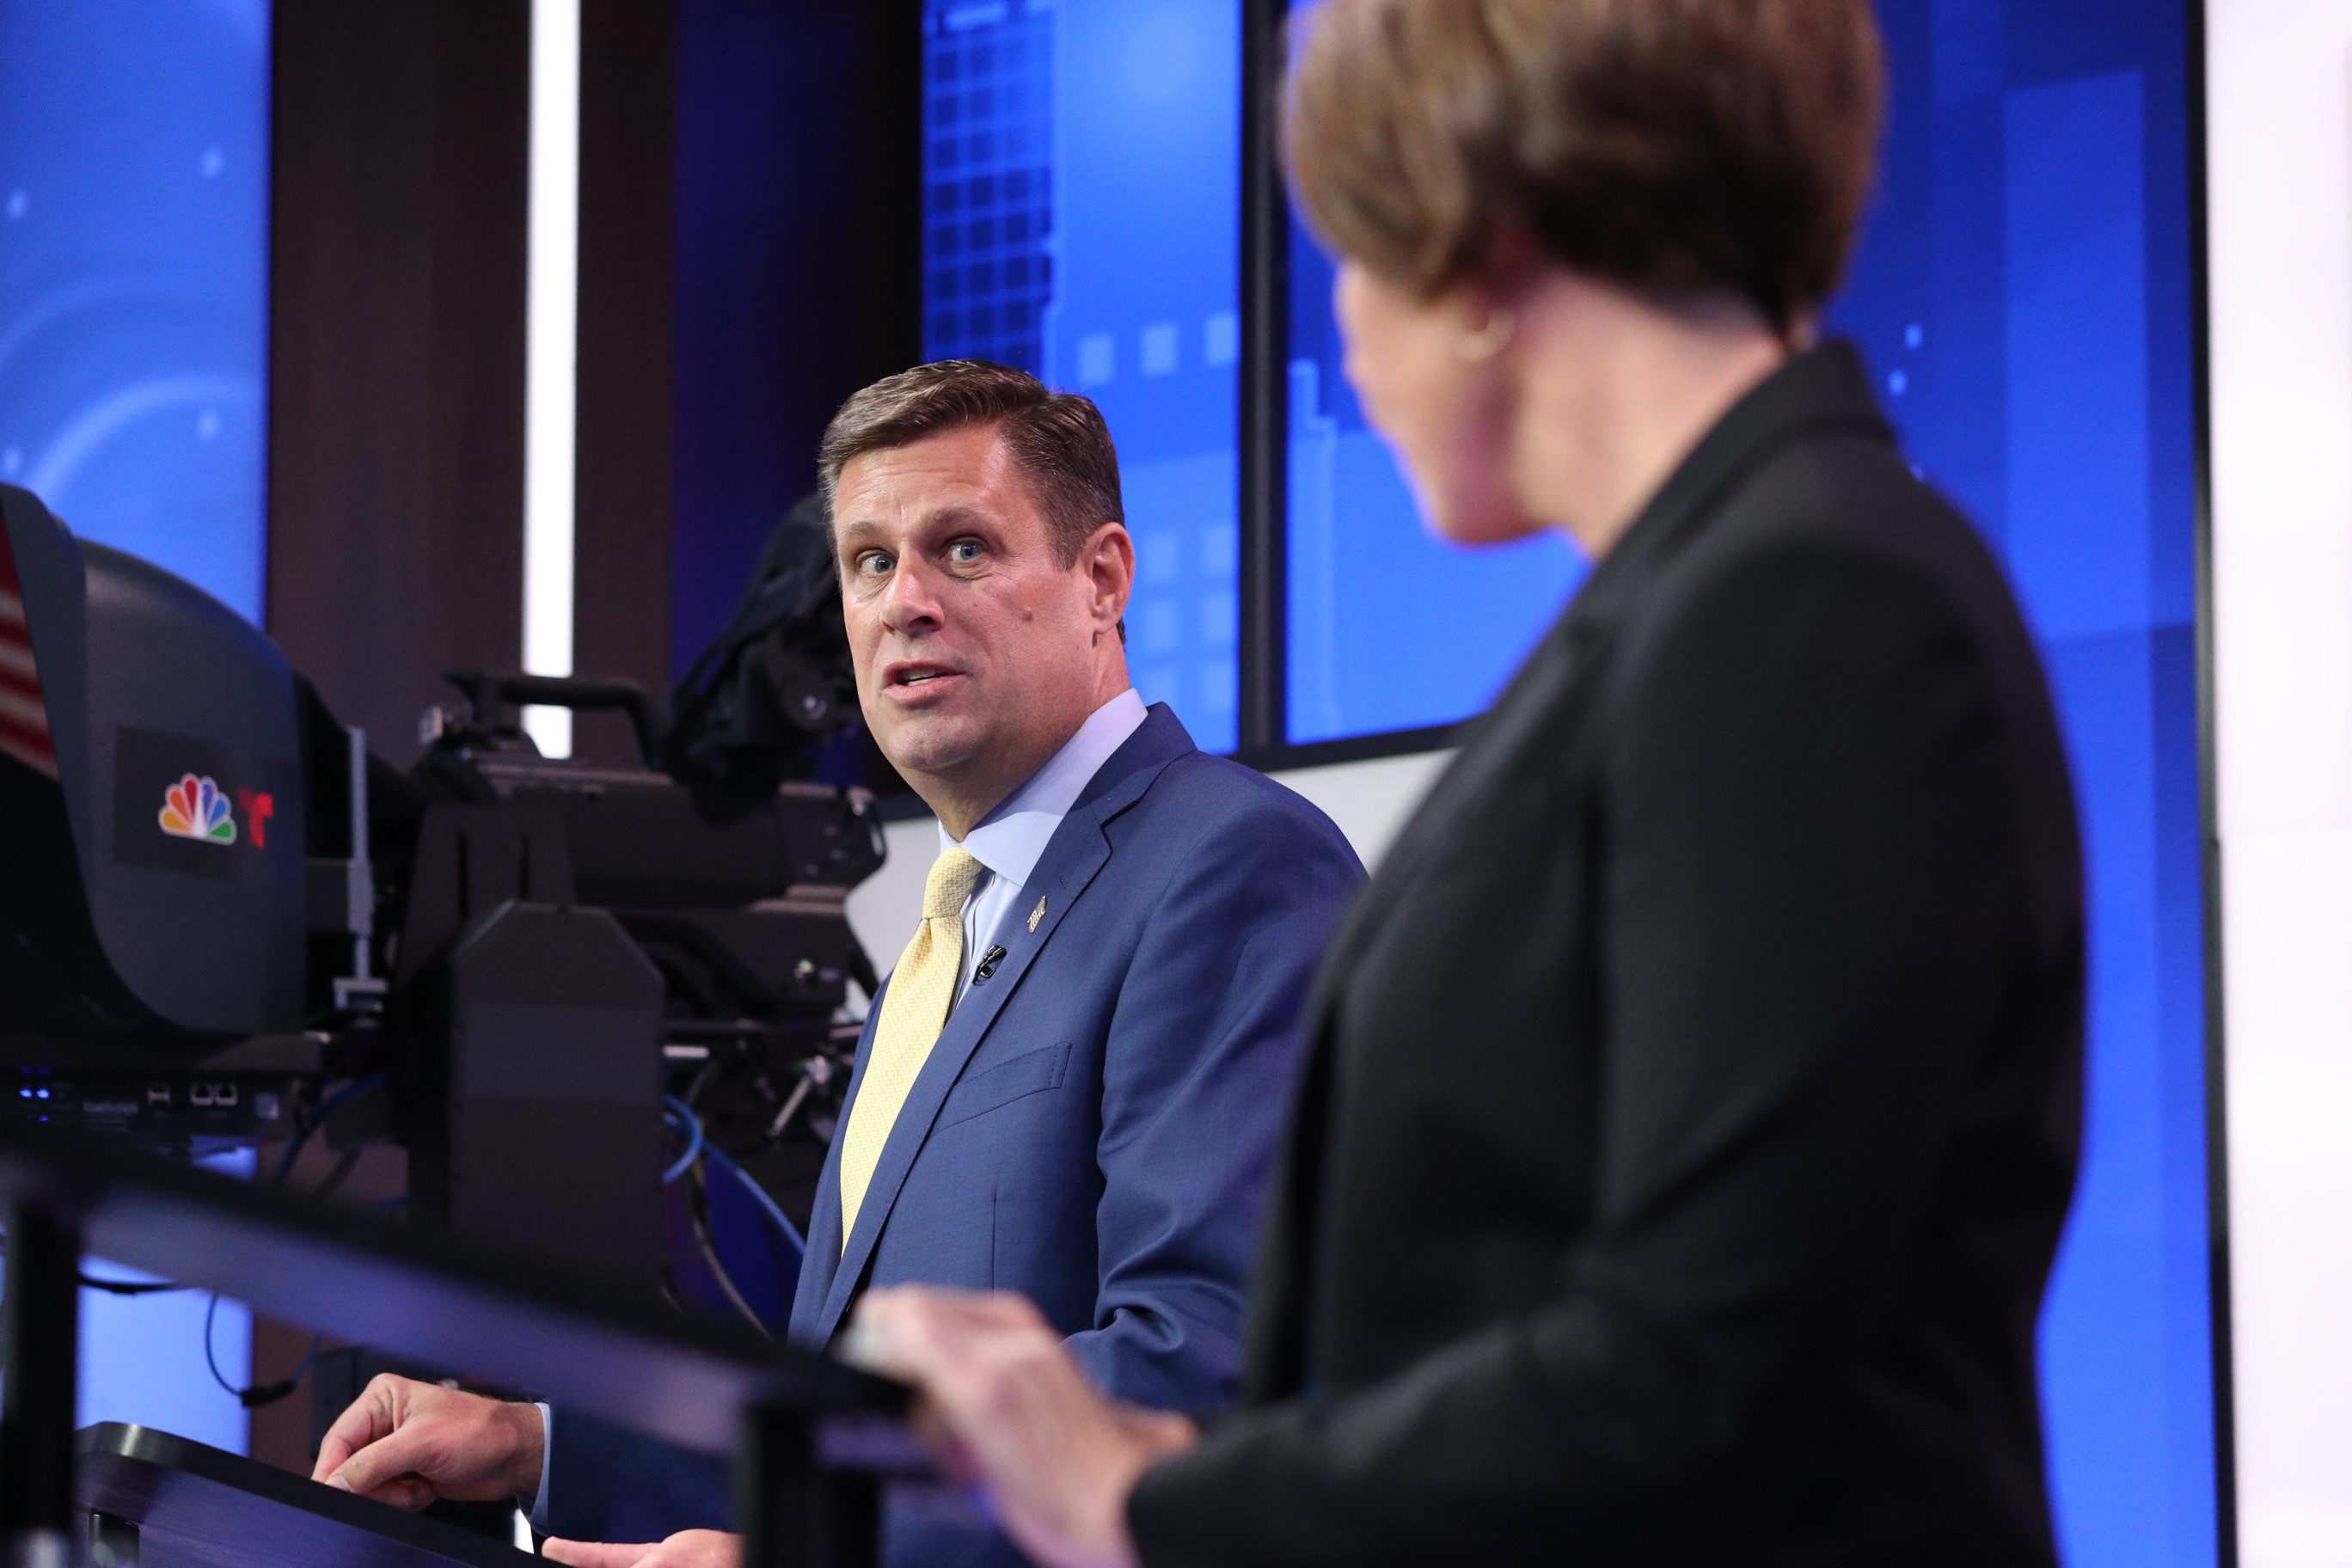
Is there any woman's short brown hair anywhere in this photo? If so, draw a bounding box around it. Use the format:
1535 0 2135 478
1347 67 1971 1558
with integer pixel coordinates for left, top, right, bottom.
819 359 1124 567
1284 0 1884 333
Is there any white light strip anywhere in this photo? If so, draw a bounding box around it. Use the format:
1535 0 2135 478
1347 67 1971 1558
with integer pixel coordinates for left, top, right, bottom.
522 0 581 759
2207 6 2352 1562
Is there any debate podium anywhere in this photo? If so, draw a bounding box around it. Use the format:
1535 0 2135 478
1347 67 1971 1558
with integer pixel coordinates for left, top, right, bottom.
0 1123 911 1568
76 1424 535 1568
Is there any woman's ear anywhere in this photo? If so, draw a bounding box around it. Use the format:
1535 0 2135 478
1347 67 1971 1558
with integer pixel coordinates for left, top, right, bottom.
1449 230 1548 363
1452 296 1517 362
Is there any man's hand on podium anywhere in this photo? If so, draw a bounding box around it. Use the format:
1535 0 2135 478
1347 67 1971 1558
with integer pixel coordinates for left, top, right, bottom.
312 1374 545 1510
540 1529 739 1567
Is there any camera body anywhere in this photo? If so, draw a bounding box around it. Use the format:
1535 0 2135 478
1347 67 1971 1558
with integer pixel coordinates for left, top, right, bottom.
0 482 883 1299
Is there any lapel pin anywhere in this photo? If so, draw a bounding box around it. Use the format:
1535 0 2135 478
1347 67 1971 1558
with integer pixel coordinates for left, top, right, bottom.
1028 895 1048 933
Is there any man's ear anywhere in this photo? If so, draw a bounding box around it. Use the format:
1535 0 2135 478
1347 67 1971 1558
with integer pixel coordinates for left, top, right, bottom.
1081 523 1136 630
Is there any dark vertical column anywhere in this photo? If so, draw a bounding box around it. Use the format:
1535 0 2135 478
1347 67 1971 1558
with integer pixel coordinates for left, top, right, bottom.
2184 0 2236 1556
0 1204 83 1566
265 1 531 759
737 1405 879 1568
85 1512 138 1568
738 1406 812 1568
572 0 679 764
668 0 922 681
1236 0 1289 756
852 3 924 399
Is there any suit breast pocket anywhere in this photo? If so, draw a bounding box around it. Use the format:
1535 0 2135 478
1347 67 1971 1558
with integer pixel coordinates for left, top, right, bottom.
936 1042 1072 1130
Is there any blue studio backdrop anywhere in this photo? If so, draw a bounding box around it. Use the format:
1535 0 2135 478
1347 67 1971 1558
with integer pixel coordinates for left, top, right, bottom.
921 3 2219 1567
1843 9 2216 1565
0 0 273 1452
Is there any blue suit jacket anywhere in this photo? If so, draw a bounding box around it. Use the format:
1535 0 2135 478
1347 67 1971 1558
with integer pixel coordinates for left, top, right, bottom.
547 707 1363 1561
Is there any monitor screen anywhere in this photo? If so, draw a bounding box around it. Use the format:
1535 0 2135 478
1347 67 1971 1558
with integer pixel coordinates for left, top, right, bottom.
923 0 1243 753
1284 230 1584 744
0 0 270 624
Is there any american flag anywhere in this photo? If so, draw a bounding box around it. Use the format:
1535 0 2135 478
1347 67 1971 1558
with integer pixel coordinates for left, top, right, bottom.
0 519 58 779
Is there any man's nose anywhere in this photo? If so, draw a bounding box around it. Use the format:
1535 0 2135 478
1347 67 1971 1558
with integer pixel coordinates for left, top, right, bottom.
878 559 946 633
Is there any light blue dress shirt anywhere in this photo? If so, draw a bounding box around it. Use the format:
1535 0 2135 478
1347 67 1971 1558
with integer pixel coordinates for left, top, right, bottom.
945 688 1148 1007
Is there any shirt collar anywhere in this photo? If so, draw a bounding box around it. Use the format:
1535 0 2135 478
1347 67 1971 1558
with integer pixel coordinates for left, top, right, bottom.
939 689 1150 891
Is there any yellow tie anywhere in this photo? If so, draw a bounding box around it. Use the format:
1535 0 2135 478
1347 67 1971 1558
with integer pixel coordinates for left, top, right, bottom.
837 845 985 1246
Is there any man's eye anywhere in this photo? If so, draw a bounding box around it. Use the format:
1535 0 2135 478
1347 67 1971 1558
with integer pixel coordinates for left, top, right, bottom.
947 539 985 565
855 551 892 576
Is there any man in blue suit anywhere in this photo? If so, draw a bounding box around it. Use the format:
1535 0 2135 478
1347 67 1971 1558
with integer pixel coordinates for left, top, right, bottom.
313 361 1363 1568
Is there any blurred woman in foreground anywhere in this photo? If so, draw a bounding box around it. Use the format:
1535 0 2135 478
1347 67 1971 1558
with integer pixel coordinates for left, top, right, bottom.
853 3 2084 1565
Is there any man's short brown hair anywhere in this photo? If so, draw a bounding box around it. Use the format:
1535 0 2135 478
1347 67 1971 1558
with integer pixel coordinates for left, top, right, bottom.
818 359 1125 567
1283 0 1884 334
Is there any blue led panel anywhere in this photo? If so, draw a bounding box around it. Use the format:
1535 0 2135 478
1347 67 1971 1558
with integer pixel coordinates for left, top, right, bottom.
923 0 1242 752
0 0 271 623
922 2 1053 375
1840 9 2212 1566
1285 229 1583 744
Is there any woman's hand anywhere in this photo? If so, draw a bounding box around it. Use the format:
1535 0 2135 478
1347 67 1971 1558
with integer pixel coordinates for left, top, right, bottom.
541 1529 738 1568
842 1287 1197 1568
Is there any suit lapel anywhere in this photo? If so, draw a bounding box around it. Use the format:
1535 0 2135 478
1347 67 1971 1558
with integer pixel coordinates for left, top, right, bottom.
1313 612 1597 994
789 1008 870 1332
816 709 1192 1338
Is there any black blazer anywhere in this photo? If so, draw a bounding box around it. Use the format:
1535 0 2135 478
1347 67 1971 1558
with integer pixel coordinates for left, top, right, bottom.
1129 343 2084 1566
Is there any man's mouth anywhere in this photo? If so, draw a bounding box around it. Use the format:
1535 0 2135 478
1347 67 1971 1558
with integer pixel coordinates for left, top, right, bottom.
882 661 965 691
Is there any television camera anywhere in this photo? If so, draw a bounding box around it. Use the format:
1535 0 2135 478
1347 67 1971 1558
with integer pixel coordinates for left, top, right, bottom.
0 482 886 1326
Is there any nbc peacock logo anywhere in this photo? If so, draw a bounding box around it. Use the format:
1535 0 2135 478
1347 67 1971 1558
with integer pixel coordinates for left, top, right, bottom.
158 774 236 845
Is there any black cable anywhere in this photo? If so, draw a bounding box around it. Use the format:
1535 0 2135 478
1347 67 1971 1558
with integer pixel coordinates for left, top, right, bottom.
8 1145 350 1406
682 1055 718 1111
205 1293 321 1410
686 1163 772 1339
270 1070 389 1187
312 1146 364 1202
0 1234 192 1295
78 1273 190 1296
316 1029 381 1089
